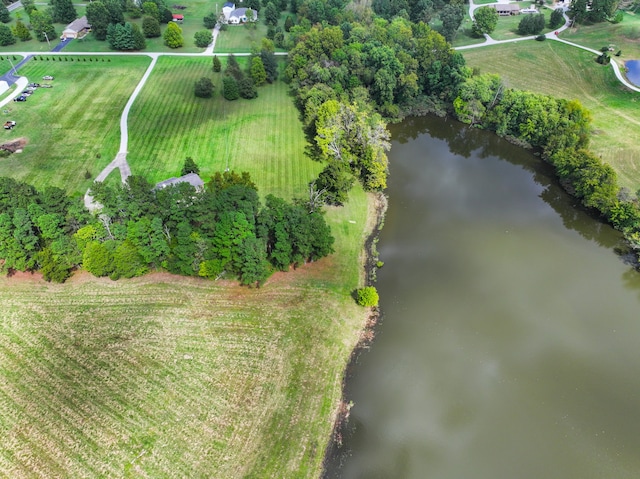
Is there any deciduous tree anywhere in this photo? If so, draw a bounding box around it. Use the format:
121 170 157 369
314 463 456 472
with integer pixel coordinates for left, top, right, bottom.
163 21 184 48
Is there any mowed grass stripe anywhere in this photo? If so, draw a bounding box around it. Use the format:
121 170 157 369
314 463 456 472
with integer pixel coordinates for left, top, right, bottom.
128 56 320 199
0 56 150 194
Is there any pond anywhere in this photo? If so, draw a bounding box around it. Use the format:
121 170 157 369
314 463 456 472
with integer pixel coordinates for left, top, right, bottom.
625 59 640 87
324 115 640 479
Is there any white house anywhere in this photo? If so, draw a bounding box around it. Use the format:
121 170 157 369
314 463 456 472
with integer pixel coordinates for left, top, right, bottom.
228 7 258 24
61 16 91 40
222 2 236 21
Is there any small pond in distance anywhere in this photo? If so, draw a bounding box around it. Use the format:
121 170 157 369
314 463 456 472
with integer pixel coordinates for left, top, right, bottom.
625 60 640 86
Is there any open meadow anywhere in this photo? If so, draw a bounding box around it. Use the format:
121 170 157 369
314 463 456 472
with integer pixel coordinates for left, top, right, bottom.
0 56 150 195
126 56 317 201
0 51 374 477
461 40 640 190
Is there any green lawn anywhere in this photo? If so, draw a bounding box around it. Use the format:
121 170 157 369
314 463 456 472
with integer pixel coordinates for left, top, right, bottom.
127 56 318 202
461 40 640 190
0 56 151 195
559 11 640 61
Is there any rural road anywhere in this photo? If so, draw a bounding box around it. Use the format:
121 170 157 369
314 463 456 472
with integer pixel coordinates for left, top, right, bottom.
458 0 640 92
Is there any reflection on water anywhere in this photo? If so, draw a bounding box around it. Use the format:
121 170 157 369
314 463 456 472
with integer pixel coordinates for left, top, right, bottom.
325 116 640 479
625 60 640 87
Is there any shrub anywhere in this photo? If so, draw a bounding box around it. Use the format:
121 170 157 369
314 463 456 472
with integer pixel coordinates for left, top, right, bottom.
223 76 239 100
356 286 379 307
203 12 217 28
194 76 214 98
194 29 212 48
142 15 161 38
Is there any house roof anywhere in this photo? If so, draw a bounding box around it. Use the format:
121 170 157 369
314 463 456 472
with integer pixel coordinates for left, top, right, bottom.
172 13 184 19
223 2 235 8
64 15 90 33
230 7 257 18
492 4 520 11
155 173 204 190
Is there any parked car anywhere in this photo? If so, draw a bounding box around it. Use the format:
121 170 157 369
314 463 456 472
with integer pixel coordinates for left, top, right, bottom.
40 84 53 88
21 91 32 96
28 83 40 88
3 121 16 130
13 95 26 102
42 75 54 80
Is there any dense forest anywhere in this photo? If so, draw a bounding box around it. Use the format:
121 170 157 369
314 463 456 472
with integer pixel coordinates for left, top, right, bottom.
0 171 334 284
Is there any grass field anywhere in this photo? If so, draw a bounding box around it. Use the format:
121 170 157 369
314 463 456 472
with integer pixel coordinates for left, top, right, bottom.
559 11 640 61
127 56 317 201
490 7 553 41
0 56 150 195
0 52 374 477
461 40 640 190
0 187 371 477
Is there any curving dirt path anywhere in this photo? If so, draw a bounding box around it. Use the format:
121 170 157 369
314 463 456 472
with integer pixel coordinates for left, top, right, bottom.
84 55 158 211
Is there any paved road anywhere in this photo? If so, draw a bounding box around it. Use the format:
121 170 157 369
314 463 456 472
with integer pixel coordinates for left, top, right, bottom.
459 0 640 91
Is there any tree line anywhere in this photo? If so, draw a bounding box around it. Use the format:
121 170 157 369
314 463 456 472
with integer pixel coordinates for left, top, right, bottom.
0 169 334 285
284 2 640 260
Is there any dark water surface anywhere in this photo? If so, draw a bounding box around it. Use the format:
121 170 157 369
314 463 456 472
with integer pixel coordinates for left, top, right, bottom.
325 116 640 479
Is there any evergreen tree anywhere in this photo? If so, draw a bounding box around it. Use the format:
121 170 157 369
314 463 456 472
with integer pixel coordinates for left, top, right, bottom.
51 0 77 24
223 76 240 100
549 8 565 29
249 56 267 86
264 1 279 26
13 20 31 41
131 22 146 49
104 0 125 25
260 50 278 83
0 3 10 23
86 1 110 40
225 53 243 80
0 24 16 46
142 15 161 37
181 157 200 175
203 12 217 28
163 21 183 48
107 22 139 50
284 14 294 32
212 55 221 72
142 1 160 20
194 76 214 98
238 77 258 99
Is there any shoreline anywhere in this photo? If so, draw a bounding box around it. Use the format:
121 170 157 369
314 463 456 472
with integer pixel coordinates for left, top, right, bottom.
320 191 389 477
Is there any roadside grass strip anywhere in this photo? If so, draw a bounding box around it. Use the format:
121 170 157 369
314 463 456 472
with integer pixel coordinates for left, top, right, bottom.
127 56 321 201
461 41 640 190
0 56 151 194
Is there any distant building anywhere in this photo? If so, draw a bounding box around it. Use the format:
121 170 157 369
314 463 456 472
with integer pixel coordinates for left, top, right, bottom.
222 2 236 21
172 14 184 23
154 173 205 191
491 4 521 15
61 16 91 40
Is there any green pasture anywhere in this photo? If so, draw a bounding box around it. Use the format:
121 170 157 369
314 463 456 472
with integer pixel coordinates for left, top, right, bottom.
215 23 270 53
0 182 370 477
559 11 640 61
462 40 640 190
0 55 150 195
127 56 318 202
